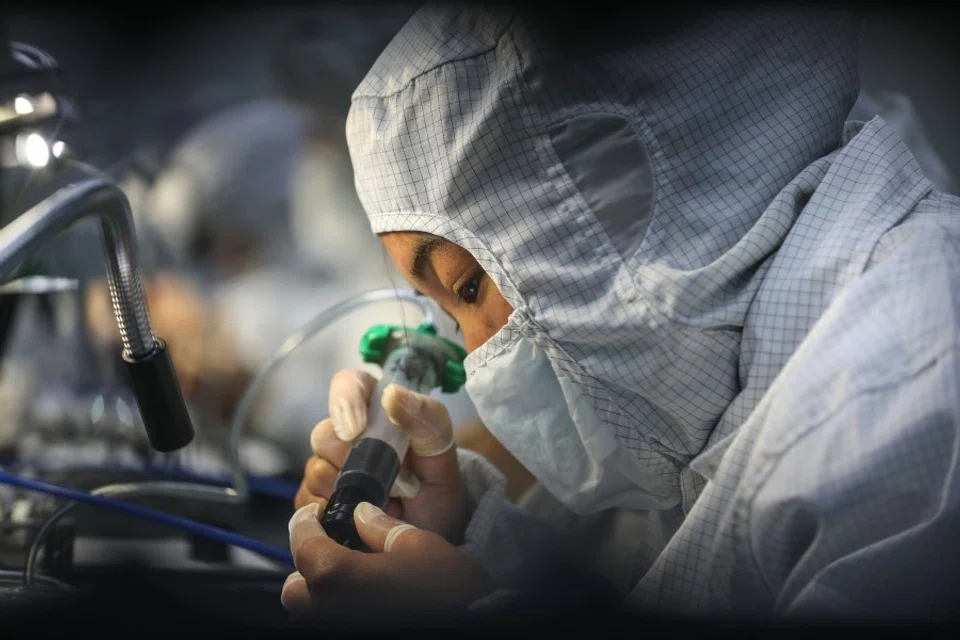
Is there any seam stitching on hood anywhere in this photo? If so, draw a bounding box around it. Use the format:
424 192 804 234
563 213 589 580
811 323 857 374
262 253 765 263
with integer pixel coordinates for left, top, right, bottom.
352 10 519 101
543 109 662 270
502 28 665 324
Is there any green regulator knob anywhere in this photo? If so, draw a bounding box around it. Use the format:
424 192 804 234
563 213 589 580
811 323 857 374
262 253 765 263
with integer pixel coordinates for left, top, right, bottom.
358 322 467 393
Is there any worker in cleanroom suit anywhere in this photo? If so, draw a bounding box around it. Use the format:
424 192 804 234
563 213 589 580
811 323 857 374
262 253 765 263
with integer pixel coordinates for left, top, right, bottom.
283 5 960 619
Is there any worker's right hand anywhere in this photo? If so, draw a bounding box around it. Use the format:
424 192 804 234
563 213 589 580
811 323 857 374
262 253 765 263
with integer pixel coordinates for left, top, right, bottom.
294 369 471 545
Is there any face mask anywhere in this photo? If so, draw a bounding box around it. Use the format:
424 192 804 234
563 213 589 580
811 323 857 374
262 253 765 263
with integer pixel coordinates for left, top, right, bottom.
464 313 679 515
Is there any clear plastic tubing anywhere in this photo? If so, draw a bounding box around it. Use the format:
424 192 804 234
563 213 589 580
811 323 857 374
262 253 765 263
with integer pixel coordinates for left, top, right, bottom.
345 348 436 487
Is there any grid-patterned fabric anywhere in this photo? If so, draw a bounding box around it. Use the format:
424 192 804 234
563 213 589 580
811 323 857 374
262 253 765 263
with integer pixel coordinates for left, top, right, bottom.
346 4 960 614
348 4 859 506
631 176 960 614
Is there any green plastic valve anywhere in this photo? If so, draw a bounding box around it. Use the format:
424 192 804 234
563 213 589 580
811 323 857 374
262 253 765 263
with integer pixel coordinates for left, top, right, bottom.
358 323 467 393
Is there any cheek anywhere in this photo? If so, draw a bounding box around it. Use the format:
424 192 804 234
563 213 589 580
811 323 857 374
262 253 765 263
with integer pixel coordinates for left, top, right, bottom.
463 326 497 353
463 294 514 353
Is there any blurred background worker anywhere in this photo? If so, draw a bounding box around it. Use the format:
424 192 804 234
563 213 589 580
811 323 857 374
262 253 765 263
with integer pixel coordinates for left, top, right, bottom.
2 5 489 484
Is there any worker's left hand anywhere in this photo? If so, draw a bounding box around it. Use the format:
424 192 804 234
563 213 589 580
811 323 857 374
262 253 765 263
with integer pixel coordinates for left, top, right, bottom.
282 501 495 618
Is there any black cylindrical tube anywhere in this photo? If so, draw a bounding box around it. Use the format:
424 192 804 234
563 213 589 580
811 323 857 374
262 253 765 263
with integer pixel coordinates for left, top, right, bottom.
320 438 401 550
122 337 195 452
0 294 20 361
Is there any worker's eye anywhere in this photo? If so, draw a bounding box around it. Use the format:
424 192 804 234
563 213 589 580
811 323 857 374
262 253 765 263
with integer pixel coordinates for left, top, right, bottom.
455 272 483 305
454 321 462 334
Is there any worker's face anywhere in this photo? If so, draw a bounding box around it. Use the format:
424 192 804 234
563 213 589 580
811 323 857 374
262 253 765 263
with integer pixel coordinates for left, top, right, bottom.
379 231 514 353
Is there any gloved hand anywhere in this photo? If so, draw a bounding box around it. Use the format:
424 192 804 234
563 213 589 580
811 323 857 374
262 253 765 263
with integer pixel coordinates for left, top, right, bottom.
282 501 494 618
294 369 471 545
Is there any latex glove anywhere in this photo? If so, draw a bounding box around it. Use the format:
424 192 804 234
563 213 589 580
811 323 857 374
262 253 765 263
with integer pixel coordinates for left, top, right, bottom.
294 369 470 544
282 501 494 618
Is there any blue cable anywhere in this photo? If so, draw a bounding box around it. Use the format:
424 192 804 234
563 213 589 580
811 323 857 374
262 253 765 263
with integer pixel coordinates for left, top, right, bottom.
0 457 300 501
0 468 294 566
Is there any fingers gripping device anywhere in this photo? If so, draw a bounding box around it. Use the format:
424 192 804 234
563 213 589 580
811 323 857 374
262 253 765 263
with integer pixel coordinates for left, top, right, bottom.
320 323 467 550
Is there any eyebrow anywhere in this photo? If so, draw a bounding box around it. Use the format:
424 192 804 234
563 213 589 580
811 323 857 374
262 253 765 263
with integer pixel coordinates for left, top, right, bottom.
410 235 447 281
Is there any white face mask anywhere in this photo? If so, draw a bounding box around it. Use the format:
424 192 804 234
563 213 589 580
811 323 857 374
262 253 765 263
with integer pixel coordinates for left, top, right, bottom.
464 313 679 515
